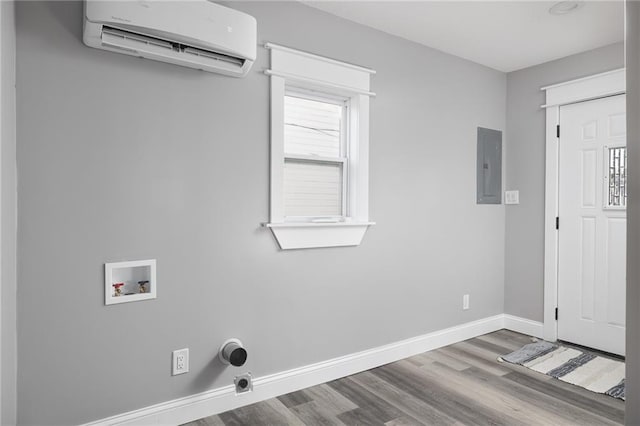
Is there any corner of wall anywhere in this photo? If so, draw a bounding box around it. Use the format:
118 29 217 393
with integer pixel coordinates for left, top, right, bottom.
625 2 640 424
1 1 18 425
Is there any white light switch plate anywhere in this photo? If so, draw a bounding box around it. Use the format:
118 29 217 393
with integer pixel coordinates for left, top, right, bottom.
505 190 519 205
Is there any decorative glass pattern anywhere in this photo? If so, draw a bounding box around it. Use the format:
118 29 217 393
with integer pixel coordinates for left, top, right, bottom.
608 147 627 208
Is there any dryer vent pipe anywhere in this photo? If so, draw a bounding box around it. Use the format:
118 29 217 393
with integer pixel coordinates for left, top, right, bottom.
218 338 247 367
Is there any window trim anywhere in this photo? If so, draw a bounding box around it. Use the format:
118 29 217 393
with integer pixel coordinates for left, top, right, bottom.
264 43 375 249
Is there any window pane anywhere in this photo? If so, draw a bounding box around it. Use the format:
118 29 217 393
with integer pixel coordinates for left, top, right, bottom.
284 159 342 217
608 146 627 208
284 95 342 158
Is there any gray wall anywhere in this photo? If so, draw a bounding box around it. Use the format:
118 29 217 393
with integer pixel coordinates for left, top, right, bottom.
626 2 640 424
16 2 506 424
504 42 624 322
1 1 17 424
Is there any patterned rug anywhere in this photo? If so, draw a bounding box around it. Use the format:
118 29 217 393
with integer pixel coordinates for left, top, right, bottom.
498 340 625 400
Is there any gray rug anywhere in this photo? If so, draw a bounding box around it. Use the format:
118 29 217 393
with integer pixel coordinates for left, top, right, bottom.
499 341 625 400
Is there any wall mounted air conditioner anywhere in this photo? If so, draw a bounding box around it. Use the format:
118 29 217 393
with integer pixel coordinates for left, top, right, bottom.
83 0 257 77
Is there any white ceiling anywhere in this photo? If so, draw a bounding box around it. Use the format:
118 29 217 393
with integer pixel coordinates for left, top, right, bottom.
303 1 624 72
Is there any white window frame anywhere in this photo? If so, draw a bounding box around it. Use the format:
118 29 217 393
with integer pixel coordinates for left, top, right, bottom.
264 43 375 250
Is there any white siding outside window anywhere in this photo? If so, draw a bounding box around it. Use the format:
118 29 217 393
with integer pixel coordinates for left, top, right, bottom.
283 94 347 218
284 160 343 217
284 95 342 157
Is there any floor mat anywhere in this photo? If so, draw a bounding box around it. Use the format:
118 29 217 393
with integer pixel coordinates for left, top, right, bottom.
499 340 625 400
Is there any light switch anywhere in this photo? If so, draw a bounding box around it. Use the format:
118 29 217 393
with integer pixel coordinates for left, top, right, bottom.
505 190 519 205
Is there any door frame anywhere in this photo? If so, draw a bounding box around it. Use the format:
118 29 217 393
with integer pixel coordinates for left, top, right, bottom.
542 68 626 342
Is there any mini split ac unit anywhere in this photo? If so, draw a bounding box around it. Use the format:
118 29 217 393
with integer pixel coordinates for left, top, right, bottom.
83 0 257 77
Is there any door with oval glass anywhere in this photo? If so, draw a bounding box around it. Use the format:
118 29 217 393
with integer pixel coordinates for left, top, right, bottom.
557 94 626 356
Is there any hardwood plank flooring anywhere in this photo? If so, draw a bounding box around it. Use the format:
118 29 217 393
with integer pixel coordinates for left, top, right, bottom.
183 330 624 425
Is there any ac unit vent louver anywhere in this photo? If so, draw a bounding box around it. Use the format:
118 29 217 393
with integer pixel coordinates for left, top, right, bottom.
182 46 245 68
102 26 174 52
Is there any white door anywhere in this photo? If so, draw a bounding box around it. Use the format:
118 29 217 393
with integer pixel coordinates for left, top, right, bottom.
558 94 626 356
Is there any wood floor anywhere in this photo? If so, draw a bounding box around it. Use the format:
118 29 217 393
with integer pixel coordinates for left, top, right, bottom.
184 330 625 426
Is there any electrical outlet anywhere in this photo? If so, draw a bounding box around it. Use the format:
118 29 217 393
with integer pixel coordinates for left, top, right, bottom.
235 373 253 394
172 348 189 375
463 294 470 310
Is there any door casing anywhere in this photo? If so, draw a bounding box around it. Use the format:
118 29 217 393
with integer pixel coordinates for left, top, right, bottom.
542 68 626 342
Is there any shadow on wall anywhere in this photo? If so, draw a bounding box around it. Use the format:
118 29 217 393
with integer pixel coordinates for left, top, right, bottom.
45 1 83 43
190 339 249 393
189 356 226 394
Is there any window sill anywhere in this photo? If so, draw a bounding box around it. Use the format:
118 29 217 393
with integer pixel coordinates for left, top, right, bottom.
264 221 375 250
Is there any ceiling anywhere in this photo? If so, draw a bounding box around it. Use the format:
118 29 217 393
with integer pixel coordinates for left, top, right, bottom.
303 1 624 72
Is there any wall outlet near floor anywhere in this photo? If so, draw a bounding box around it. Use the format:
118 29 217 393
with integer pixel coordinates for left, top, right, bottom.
172 348 189 375
235 373 253 394
463 294 470 310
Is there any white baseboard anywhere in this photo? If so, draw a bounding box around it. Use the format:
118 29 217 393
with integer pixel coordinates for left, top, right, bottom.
503 314 544 338
83 314 532 426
